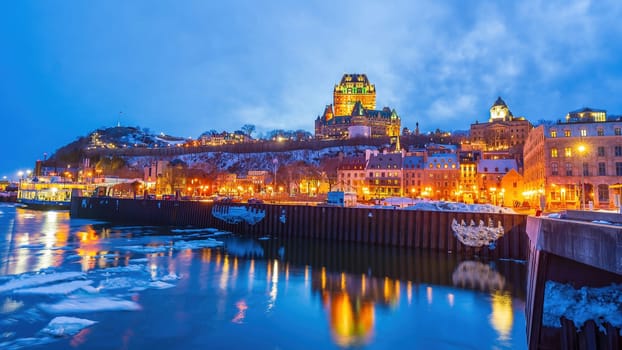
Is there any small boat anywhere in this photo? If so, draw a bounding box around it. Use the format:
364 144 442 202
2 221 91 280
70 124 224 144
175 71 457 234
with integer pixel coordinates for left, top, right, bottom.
17 176 89 211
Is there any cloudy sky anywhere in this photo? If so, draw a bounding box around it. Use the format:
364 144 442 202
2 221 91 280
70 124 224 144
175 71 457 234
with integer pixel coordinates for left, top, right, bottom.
1 0 621 178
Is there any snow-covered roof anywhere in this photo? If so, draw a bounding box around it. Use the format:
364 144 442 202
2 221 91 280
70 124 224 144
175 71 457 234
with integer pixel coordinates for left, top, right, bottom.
477 159 518 174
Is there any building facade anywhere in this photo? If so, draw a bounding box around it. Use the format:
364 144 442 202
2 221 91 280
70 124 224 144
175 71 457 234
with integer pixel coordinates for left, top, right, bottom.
333 73 376 116
470 97 533 152
523 108 622 210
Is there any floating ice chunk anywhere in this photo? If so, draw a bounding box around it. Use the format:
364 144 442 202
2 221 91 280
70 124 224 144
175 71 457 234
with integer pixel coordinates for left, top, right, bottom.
39 296 141 314
160 273 180 281
172 238 223 250
0 337 55 350
14 280 93 295
211 231 232 237
40 316 97 336
0 272 85 294
1 297 24 314
171 227 218 233
79 285 99 294
118 245 169 254
97 264 146 273
148 281 175 289
98 277 146 291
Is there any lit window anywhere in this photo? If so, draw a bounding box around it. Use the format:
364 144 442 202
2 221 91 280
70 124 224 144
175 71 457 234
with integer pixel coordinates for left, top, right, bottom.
550 130 557 138
564 147 572 157
551 148 558 158
580 129 587 137
564 130 571 137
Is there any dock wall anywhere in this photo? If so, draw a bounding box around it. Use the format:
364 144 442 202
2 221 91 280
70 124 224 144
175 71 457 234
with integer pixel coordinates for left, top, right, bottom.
71 197 528 260
526 213 622 349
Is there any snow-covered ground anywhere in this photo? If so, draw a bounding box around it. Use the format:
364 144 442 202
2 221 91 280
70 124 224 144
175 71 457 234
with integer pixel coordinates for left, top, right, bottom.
359 197 516 214
125 145 369 172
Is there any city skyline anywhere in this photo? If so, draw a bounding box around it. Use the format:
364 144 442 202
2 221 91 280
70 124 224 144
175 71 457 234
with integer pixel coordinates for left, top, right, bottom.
2 0 622 177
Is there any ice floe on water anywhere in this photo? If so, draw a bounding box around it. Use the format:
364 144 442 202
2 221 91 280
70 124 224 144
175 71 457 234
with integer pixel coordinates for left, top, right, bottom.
0 272 85 294
173 238 224 250
0 337 55 350
0 226 228 348
40 296 142 314
13 280 93 295
543 281 622 334
40 316 97 336
118 237 224 254
170 227 219 234
118 245 169 254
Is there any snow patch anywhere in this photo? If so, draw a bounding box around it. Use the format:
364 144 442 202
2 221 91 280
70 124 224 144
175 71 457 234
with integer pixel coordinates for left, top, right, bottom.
543 281 622 333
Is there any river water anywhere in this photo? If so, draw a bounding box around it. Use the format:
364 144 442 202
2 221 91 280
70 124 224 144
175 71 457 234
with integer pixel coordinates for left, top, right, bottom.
0 203 526 349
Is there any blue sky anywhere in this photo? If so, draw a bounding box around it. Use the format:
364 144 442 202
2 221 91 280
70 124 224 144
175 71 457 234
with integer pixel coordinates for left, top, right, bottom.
1 0 621 178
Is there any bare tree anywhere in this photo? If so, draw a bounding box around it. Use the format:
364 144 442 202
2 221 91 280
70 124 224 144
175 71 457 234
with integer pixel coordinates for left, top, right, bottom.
241 124 256 138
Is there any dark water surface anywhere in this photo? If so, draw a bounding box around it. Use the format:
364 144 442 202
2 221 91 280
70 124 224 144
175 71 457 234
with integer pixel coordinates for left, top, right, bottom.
0 204 527 349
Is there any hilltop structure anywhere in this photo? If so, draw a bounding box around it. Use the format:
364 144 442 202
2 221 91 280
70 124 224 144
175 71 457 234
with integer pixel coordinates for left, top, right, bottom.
469 97 532 151
315 74 401 141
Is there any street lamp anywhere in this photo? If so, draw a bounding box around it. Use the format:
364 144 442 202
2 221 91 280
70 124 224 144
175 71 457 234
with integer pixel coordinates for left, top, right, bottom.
578 144 586 210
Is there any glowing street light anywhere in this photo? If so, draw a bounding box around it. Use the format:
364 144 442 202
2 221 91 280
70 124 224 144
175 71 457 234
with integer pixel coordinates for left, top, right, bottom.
578 144 586 210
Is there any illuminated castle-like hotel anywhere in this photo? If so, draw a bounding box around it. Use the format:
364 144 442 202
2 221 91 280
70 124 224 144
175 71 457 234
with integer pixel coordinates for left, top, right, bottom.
315 74 400 140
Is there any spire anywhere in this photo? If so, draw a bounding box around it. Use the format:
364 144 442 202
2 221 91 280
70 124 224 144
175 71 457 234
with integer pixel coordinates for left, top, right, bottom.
492 97 507 108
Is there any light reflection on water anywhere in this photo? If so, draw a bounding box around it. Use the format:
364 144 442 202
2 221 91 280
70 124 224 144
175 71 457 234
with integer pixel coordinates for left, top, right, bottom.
0 204 527 349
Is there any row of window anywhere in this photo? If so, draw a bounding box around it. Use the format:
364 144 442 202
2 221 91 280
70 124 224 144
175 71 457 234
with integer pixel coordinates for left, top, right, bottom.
551 146 622 158
550 162 622 176
550 127 622 138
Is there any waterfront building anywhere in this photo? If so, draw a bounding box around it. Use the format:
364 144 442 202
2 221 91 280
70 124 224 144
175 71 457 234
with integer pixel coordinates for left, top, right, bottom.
247 170 268 193
523 107 622 210
476 159 519 204
500 169 524 208
336 156 367 198
402 152 425 198
365 150 404 199
315 74 401 140
423 144 460 200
